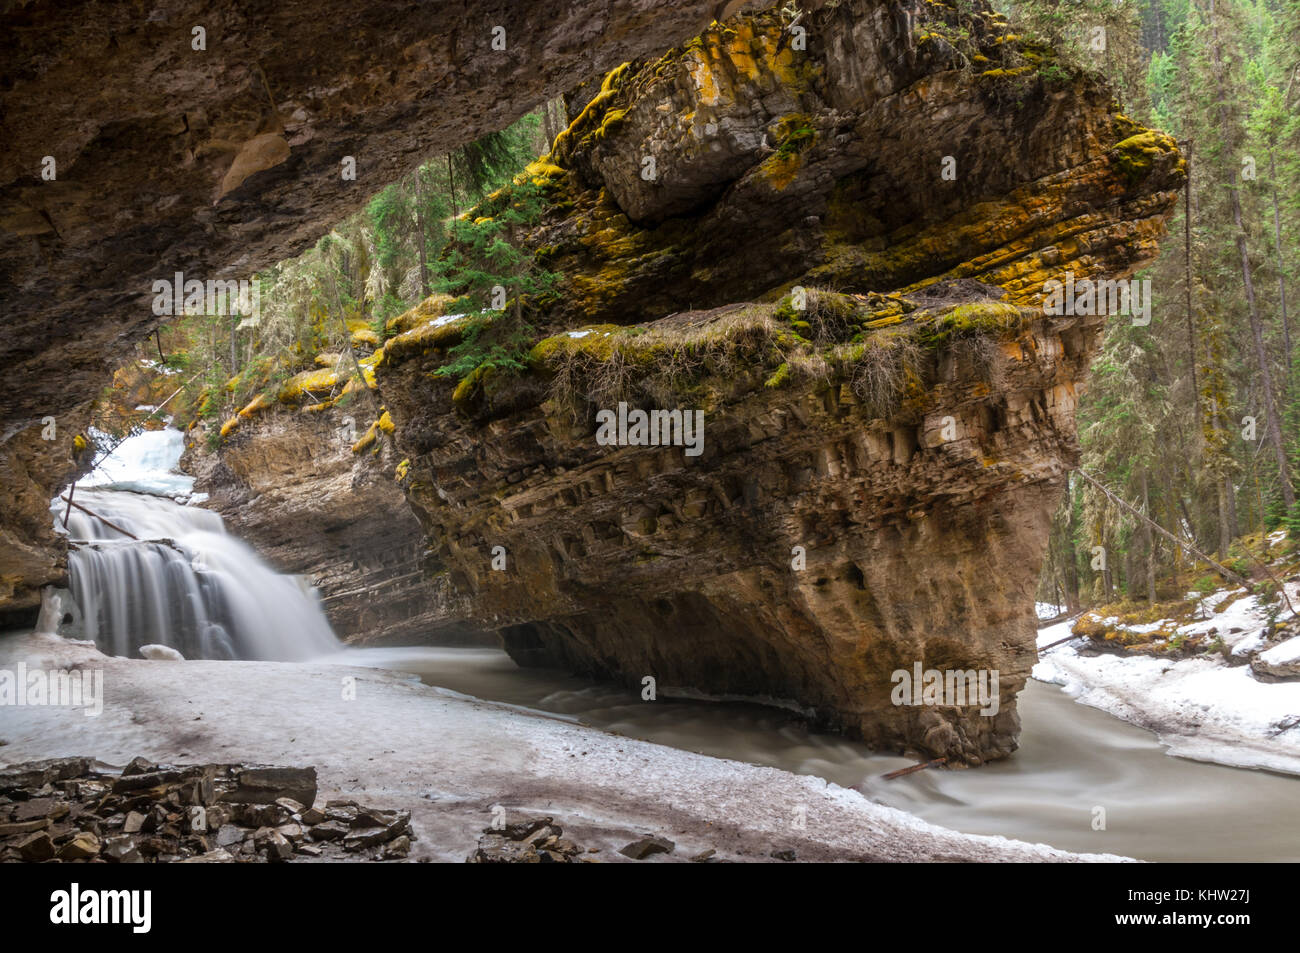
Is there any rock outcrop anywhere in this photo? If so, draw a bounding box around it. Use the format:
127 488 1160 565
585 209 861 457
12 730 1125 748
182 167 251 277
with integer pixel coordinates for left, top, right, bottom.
374 0 1184 763
0 0 764 621
184 401 475 645
0 409 93 627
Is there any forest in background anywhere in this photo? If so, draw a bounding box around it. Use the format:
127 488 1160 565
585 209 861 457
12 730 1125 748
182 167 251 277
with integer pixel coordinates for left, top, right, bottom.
120 102 562 447
102 0 1300 615
1015 0 1300 610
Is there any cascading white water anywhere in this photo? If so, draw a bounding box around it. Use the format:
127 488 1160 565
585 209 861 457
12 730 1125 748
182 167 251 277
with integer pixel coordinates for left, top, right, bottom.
52 427 339 661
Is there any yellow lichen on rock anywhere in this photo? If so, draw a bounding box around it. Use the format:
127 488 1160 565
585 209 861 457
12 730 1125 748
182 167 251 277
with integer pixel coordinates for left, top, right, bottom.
238 392 274 418
350 325 381 348
380 313 472 367
351 421 379 454
279 367 339 404
386 294 457 336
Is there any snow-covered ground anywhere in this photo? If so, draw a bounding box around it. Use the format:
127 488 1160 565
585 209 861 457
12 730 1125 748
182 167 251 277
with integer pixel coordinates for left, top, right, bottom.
1035 578 1300 775
0 631 1127 862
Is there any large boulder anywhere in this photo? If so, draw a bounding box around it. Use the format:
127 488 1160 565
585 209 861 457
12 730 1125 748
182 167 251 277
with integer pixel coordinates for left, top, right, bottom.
376 0 1184 764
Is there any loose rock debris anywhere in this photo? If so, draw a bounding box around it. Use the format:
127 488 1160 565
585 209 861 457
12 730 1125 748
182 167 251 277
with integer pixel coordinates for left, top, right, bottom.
0 756 413 863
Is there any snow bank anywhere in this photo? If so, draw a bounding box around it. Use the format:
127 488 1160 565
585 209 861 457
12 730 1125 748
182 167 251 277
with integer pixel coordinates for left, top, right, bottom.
1035 585 1300 775
0 632 1126 863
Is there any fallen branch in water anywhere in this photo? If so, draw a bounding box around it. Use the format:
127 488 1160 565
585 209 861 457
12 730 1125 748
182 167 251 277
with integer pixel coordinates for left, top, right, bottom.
59 495 139 541
881 757 946 781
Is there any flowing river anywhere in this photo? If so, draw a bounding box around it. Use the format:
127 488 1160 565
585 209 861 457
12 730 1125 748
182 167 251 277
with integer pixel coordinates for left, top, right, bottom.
47 428 1300 862
333 643 1300 863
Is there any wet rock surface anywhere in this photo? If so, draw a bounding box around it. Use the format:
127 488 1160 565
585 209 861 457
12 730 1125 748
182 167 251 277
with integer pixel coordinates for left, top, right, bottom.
0 756 414 863
182 397 481 645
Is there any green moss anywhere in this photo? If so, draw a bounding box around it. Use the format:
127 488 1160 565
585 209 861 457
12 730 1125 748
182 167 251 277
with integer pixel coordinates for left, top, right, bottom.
764 362 791 388
278 367 339 403
1111 112 1144 140
550 62 632 163
773 115 815 160
351 422 378 454
978 66 1034 80
1113 130 1175 186
528 326 623 365
379 315 473 367
592 107 629 144
522 159 567 189
349 325 381 348
451 364 491 404
917 301 1026 347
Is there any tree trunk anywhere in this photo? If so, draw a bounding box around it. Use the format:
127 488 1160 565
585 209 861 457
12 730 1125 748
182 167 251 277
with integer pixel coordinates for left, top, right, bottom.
229 314 239 376
329 273 382 419
1207 0 1295 507
1143 470 1157 603
1217 475 1233 557
447 154 459 219
1065 484 1080 610
1269 148 1292 382
1182 139 1199 428
542 98 560 147
413 172 430 298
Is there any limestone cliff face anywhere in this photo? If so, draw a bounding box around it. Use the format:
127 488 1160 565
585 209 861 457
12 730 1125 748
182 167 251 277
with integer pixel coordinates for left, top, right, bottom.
521 0 1179 324
375 0 1184 763
0 0 763 620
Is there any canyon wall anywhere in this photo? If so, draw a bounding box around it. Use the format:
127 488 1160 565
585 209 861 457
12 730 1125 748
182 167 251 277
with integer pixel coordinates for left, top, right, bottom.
374 0 1184 763
0 0 763 621
184 402 480 646
2 0 1186 764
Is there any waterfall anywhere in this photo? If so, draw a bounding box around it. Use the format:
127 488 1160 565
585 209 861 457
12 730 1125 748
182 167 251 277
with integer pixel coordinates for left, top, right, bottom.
52 428 339 661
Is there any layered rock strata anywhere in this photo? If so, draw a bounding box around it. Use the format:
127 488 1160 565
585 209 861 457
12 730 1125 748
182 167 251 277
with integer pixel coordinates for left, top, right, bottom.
185 403 476 646
374 0 1184 763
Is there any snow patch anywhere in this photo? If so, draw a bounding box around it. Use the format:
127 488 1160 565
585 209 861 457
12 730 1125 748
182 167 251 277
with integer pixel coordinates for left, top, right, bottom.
139 643 185 661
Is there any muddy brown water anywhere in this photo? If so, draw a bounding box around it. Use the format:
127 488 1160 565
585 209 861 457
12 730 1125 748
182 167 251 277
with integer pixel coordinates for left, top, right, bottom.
337 645 1300 862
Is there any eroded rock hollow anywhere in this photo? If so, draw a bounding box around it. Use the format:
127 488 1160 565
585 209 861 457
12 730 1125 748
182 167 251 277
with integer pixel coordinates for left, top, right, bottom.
375 0 1184 763
0 0 761 620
